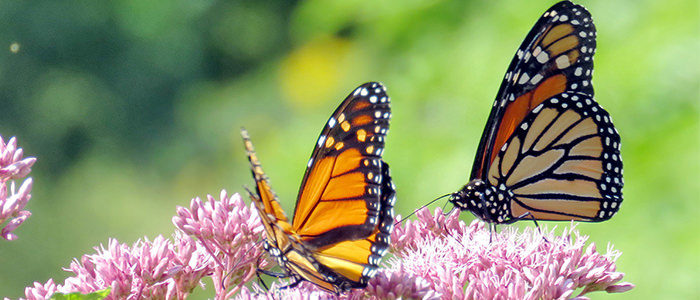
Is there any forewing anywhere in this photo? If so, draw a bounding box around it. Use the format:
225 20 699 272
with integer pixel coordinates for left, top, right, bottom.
291 82 392 249
472 1 597 180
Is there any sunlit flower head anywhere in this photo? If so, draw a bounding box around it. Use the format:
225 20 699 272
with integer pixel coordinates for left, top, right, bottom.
23 235 212 300
173 190 268 299
389 207 634 299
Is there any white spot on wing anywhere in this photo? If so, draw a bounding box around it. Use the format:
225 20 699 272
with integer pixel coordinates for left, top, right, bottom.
518 73 530 85
533 104 544 113
555 55 571 69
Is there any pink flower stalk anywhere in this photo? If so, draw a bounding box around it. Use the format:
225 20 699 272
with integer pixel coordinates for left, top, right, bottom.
0 135 36 240
173 190 269 299
23 235 212 300
388 207 634 299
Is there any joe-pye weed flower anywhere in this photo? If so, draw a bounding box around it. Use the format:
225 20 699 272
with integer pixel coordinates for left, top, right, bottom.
238 207 633 299
0 136 36 241
22 191 266 300
173 190 270 299
387 207 634 299
7 141 632 299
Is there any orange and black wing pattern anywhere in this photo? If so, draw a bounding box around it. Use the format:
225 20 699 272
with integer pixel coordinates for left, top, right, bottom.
451 1 623 223
471 0 597 181
242 82 395 294
486 92 622 222
292 82 392 248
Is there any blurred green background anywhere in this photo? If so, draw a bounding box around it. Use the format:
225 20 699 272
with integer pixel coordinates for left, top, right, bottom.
0 0 697 298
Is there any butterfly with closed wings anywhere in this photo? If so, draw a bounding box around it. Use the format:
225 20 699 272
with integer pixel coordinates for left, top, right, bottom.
242 82 395 294
450 1 623 225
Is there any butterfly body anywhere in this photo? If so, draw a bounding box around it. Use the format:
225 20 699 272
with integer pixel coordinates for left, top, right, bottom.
242 82 395 293
450 1 623 224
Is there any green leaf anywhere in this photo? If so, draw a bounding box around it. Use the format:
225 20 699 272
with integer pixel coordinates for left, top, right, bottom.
49 288 111 300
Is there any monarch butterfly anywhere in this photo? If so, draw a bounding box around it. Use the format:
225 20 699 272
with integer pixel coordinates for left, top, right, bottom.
449 1 623 224
241 82 395 294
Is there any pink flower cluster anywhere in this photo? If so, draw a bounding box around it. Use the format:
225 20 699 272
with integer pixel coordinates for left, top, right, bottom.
0 136 36 241
173 190 269 299
15 175 634 299
357 267 440 299
236 268 440 300
237 207 632 299
24 234 211 300
388 207 634 299
22 191 266 300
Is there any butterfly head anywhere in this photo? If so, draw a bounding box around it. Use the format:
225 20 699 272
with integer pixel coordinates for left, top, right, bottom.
449 179 496 222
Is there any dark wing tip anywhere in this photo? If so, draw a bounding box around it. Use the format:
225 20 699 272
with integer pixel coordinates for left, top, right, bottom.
548 0 592 16
359 81 386 89
354 82 389 99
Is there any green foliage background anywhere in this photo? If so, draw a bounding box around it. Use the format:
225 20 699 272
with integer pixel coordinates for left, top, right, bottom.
1 0 697 298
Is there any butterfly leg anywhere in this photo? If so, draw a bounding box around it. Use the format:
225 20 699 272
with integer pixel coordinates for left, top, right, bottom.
257 269 302 292
256 269 270 291
256 268 295 292
279 277 303 290
254 252 277 292
510 212 549 242
488 222 499 243
258 268 292 279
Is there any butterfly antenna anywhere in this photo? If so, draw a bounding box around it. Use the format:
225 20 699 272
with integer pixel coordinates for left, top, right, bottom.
441 200 455 216
220 239 265 291
242 185 256 199
394 193 451 226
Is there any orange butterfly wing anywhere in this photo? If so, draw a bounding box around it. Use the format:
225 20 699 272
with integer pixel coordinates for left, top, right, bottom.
292 82 392 248
471 0 597 181
242 82 395 293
